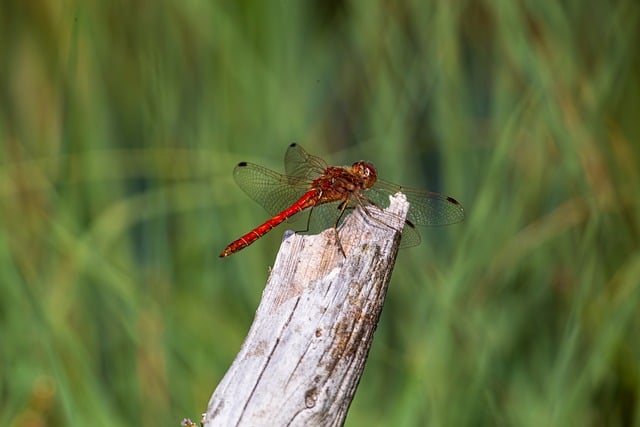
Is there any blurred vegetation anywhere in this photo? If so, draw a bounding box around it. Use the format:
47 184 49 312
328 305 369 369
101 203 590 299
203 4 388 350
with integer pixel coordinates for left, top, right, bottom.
1 0 639 426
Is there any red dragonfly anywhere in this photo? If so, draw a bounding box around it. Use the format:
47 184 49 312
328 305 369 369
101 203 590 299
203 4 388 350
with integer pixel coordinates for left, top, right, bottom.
219 143 464 257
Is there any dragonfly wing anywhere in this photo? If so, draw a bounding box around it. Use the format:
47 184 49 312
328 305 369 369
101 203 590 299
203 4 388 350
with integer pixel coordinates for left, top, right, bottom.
316 197 423 248
365 180 465 226
232 162 310 216
284 143 328 181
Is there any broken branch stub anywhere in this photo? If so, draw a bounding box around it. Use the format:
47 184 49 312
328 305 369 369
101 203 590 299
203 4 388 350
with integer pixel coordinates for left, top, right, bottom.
203 193 409 427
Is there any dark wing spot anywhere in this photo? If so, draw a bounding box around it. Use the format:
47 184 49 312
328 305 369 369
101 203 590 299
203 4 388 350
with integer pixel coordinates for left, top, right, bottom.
289 142 298 148
237 161 248 167
446 196 460 205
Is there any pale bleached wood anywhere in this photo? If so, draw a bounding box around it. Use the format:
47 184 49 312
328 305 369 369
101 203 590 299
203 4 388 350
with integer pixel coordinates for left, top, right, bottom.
203 193 409 427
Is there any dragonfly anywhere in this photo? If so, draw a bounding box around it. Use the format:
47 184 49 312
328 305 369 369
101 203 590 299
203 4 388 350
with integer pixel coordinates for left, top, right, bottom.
219 143 464 257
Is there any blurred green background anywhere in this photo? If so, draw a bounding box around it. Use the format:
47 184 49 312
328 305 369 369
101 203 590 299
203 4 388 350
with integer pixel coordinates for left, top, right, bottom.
2 1 639 426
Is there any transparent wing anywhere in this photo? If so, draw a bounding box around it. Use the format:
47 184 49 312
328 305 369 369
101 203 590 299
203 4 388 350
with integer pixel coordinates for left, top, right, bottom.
232 144 331 216
309 198 424 248
284 143 328 181
232 162 311 216
365 179 465 227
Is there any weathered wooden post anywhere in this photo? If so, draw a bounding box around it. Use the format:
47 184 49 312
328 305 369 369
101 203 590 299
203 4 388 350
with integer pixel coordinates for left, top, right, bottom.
202 193 408 427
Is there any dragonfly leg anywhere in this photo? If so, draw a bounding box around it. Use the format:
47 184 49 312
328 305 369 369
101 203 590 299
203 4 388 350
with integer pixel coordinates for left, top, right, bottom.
333 199 352 257
295 207 313 233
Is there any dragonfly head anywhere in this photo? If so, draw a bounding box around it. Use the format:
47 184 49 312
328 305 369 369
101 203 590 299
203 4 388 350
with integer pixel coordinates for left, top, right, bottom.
352 161 378 189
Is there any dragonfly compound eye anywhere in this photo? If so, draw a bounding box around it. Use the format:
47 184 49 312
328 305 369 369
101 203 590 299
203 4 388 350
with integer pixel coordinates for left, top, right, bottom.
352 161 377 188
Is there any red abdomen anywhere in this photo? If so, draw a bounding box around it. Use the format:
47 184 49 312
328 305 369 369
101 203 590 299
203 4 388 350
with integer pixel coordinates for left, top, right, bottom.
219 190 320 257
